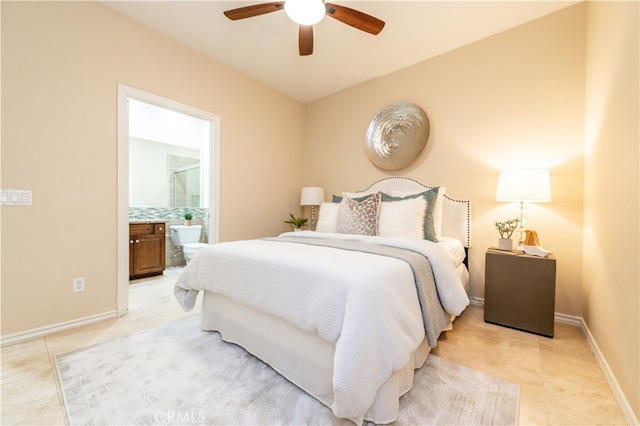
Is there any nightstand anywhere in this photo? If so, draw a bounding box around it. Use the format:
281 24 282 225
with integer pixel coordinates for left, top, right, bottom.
484 249 556 337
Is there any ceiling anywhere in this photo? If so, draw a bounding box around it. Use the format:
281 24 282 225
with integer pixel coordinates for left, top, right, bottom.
102 1 577 104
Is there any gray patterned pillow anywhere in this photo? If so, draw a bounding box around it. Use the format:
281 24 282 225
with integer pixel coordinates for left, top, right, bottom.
336 192 381 236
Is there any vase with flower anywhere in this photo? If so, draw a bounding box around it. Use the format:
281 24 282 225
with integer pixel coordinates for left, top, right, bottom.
284 213 308 231
184 210 193 226
495 218 519 250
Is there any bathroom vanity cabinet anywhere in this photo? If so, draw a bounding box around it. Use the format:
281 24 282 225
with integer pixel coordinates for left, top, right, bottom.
129 222 166 280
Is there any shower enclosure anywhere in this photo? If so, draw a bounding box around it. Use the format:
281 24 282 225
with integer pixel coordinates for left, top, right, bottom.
169 155 200 208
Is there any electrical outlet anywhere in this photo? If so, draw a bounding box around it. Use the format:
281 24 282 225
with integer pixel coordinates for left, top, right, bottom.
72 277 85 293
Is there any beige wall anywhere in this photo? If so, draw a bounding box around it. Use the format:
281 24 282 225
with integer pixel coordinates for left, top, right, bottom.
583 1 639 419
305 4 587 317
1 2 305 335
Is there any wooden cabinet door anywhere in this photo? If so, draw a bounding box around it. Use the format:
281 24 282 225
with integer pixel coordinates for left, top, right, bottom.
132 234 164 277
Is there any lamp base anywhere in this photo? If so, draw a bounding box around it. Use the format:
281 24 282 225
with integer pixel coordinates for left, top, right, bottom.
517 200 527 250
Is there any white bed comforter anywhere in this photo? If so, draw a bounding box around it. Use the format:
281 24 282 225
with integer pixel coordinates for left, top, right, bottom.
174 231 469 421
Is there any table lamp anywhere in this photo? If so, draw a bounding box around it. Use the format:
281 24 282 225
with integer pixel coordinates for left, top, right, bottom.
496 169 551 249
300 187 325 231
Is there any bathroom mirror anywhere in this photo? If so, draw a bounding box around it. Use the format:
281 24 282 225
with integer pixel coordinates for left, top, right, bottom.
128 99 210 208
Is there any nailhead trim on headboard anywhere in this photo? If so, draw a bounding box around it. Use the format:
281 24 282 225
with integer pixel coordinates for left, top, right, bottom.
360 176 472 248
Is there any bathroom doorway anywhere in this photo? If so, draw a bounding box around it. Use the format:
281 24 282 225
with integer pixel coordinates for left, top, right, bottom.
117 85 220 315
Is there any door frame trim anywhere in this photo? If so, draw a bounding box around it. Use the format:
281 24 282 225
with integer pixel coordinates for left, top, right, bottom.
116 84 220 315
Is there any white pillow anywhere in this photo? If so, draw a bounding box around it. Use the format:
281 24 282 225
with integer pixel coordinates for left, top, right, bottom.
315 202 339 233
378 197 427 239
390 186 446 239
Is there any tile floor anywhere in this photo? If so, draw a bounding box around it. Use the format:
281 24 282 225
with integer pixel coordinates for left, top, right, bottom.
1 267 626 425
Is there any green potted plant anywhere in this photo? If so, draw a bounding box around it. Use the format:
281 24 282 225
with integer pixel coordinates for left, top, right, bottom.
495 217 519 250
184 210 193 226
284 213 308 231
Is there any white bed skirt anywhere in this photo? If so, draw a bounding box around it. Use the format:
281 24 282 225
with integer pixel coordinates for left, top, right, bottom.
201 292 432 425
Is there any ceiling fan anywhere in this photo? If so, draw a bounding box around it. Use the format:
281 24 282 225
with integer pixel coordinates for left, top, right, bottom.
223 0 385 56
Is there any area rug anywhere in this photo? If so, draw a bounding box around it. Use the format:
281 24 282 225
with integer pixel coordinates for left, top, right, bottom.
55 315 519 425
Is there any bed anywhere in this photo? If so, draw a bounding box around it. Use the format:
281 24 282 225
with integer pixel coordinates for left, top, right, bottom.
174 177 472 425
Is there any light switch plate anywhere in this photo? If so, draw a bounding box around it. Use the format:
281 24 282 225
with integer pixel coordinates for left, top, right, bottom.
0 189 32 205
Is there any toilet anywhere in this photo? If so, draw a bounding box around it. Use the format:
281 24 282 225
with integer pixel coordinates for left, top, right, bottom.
170 225 208 264
183 243 208 263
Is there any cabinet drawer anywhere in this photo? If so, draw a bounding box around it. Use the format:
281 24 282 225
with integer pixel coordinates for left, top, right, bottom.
130 222 166 236
130 223 153 235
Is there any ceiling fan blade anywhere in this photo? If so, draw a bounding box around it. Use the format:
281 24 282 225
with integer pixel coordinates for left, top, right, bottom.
223 2 284 20
325 3 385 35
299 25 313 56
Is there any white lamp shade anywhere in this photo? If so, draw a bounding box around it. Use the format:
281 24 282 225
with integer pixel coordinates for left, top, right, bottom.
300 187 325 206
284 0 325 25
496 169 551 202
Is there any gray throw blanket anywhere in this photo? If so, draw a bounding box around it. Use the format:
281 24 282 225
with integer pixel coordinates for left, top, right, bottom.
264 236 450 347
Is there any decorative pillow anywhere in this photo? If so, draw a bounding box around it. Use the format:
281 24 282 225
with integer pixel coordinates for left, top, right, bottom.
391 187 445 238
336 192 381 236
382 187 439 241
332 193 375 203
378 197 426 239
315 202 340 233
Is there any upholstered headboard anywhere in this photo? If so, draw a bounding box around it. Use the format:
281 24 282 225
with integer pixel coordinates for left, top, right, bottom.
359 176 472 248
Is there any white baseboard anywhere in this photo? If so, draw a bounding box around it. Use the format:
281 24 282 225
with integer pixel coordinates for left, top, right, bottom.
554 311 583 326
468 298 636 424
0 311 118 347
469 296 484 306
554 312 636 424
577 316 638 425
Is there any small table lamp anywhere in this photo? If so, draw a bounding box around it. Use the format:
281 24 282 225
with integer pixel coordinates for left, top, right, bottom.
300 187 325 231
496 169 551 249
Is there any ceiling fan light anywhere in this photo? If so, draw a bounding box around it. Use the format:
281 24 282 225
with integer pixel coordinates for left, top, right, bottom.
284 0 325 25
